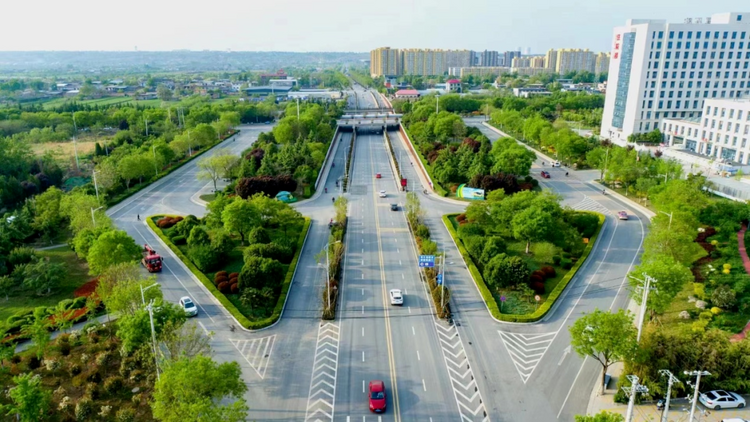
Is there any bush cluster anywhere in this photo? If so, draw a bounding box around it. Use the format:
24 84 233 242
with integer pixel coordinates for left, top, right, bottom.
156 216 183 229
235 175 297 199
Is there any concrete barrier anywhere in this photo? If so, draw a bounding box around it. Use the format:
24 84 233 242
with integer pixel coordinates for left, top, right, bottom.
314 126 341 190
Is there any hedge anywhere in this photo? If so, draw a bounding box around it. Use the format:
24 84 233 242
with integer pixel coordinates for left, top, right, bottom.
147 214 311 330
106 130 239 206
399 124 449 197
442 212 605 323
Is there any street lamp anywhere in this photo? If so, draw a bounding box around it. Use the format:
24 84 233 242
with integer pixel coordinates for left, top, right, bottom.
145 299 160 381
435 94 440 114
90 206 104 228
658 210 673 230
140 282 159 306
92 170 100 203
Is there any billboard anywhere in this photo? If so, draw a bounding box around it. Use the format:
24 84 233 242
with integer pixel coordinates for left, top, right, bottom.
456 184 485 200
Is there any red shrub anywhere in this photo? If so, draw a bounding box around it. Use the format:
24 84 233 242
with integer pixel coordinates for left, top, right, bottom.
456 214 467 223
531 270 546 280
74 278 100 298
530 281 545 295
541 266 556 278
214 276 228 286
228 276 238 285
529 274 544 284
228 272 239 279
230 283 239 294
218 282 231 294
215 271 228 279
173 216 184 223
157 217 180 229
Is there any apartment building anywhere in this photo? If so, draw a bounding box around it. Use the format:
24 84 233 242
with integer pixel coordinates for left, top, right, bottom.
595 52 611 75
555 49 597 74
370 47 401 77
545 49 558 71
601 12 750 142
502 51 522 67
476 50 500 66
661 98 750 163
454 66 511 78
511 55 546 68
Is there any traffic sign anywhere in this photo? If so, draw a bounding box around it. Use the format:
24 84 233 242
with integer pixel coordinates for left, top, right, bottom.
436 274 443 285
418 255 435 268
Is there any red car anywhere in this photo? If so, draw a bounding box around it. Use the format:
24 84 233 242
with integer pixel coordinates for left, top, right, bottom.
541 171 550 179
368 380 386 413
376 173 382 179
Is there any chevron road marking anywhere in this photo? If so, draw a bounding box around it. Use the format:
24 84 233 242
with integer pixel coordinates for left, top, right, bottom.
571 195 611 215
304 322 340 422
229 334 276 379
498 331 556 384
434 322 489 422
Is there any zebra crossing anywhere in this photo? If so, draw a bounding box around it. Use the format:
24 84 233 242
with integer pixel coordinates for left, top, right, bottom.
498 331 556 384
571 195 611 215
304 322 340 422
230 335 276 380
435 322 489 422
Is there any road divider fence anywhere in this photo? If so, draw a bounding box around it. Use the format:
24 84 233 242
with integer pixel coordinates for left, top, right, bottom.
322 197 348 320
343 130 355 192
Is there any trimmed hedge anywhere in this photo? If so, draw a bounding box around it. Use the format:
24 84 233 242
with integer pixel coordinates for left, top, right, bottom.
399 124 449 197
147 214 311 330
442 212 605 323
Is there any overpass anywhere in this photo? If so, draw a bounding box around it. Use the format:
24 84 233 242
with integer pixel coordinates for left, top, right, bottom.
336 113 401 132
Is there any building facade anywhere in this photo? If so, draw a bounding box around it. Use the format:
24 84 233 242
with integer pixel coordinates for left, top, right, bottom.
595 52 611 75
512 55 546 68
601 12 750 142
661 98 750 164
370 47 401 77
555 48 597 74
502 51 522 67
456 66 511 78
477 50 500 66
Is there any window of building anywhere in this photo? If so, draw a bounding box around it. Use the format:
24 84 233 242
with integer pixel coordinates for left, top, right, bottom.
722 91 727 97
669 31 674 39
678 31 684 39
724 31 729 39
697 31 702 39
715 32 720 39
668 41 673 49
659 31 664 39
669 91 674 98
730 42 735 49
704 42 709 49
655 51 661 58
677 42 682 49
658 100 663 108
673 72 677 78
667 100 672 108
721 42 727 49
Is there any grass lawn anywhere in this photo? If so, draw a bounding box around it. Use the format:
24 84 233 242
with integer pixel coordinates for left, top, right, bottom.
448 215 578 316
0 245 90 322
199 193 216 202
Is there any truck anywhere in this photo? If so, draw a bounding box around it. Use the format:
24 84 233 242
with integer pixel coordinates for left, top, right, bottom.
141 244 163 272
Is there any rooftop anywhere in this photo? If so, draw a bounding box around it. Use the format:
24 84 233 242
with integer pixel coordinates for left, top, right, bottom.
395 89 419 96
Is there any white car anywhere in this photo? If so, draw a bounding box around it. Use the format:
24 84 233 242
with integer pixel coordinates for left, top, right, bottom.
379 190 387 198
699 390 746 410
552 161 561 167
389 289 403 306
179 296 198 317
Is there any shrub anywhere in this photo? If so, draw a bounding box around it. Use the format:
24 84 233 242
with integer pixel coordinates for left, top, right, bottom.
457 223 484 240
531 270 546 280
8 246 36 269
218 282 231 294
463 236 486 263
456 213 467 223
552 255 561 265
484 254 530 289
710 307 722 315
103 376 124 396
27 355 41 369
529 274 544 284
541 266 556 278
230 283 239 294
171 235 186 245
238 256 284 291
711 284 737 309
248 227 271 245
693 282 706 300
480 237 506 265
562 252 572 259
69 363 82 376
214 276 228 286
566 211 599 238
173 215 200 237
86 370 102 383
228 272 239 279
244 242 293 264
75 397 94 421
157 216 181 229
85 382 100 400
415 224 430 240
188 244 219 272
59 342 71 356
529 281 546 295
187 226 211 247
531 241 557 265
116 407 136 422
215 271 228 279
560 258 573 270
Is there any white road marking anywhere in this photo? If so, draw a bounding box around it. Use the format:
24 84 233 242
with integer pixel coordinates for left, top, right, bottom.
304 323 340 422
422 379 427 391
408 307 411 314
362 351 365 362
399 260 402 265
362 274 364 279
362 327 364 337
362 380 365 393
396 248 399 253
361 288 364 295
362 306 364 314
417 350 421 361
412 326 416 336
401 274 404 279
197 321 210 336
498 331 556 384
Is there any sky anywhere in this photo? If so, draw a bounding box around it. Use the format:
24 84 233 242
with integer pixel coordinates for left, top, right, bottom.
0 0 745 53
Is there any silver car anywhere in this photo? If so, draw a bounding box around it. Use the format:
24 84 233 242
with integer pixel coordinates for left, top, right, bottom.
389 289 403 306
179 296 198 317
700 390 746 410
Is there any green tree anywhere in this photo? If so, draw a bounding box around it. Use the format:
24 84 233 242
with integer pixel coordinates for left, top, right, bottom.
31 186 64 241
151 355 248 422
512 206 554 254
22 311 51 360
483 253 530 289
222 197 260 245
157 84 173 102
575 411 624 422
52 301 75 333
97 266 160 317
2 373 51 422
21 258 64 296
569 309 637 394
116 302 186 354
87 229 142 275
629 256 694 316
238 256 284 291
117 154 150 188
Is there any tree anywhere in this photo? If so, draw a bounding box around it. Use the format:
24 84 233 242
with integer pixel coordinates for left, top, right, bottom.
87 229 142 275
569 309 637 394
31 186 64 241
157 84 173 102
116 302 186 354
222 197 260 245
0 326 16 372
629 256 693 316
483 253 530 289
151 355 248 422
2 373 51 422
22 311 51 360
158 321 213 363
238 256 284 291
198 153 226 191
52 301 75 333
102 276 162 317
21 258 64 296
117 153 151 188
512 206 554 254
575 411 624 422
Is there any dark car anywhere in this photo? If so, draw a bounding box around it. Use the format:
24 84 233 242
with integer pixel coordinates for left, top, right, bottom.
541 171 550 179
368 380 386 413
390 203 398 211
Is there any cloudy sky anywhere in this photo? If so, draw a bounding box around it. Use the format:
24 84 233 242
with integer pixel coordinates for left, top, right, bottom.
0 0 744 53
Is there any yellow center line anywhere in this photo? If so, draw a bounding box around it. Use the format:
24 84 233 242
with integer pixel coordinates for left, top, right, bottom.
368 134 401 422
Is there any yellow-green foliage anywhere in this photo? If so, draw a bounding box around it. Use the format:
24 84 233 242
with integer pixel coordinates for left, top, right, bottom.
711 307 722 315
693 282 706 300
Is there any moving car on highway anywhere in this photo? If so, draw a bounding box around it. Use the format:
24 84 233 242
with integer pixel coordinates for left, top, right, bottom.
700 390 746 409
179 296 198 317
390 203 398 211
389 289 403 306
617 211 628 220
379 190 387 198
541 171 550 179
368 380 387 413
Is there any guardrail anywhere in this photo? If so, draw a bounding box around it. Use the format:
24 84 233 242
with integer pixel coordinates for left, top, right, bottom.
314 126 341 190
398 122 443 195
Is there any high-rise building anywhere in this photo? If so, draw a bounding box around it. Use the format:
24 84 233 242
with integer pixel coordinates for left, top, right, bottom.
502 51 522 68
370 47 401 77
601 12 750 142
477 50 500 67
444 50 473 71
595 52 611 75
512 55 546 68
545 49 559 70
555 48 597 74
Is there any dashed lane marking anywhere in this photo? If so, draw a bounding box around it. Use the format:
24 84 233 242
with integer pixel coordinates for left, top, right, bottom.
305 322 340 422
229 335 276 379
498 331 556 384
435 322 489 422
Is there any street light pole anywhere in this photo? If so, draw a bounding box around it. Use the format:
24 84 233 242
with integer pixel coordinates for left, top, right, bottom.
92 170 100 203
628 272 657 343
146 300 160 381
152 145 159 177
90 206 104 228
140 282 159 306
658 210 673 230
623 375 648 422
685 370 710 422
659 369 681 422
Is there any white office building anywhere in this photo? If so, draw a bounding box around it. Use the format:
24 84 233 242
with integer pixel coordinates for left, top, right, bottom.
661 98 750 164
601 12 750 143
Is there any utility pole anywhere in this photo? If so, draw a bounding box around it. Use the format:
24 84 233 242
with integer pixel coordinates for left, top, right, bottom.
622 375 649 422
659 210 674 230
659 369 681 422
92 170 100 203
685 370 710 422
152 145 159 177
187 130 192 156
296 97 300 121
146 300 160 381
436 95 440 114
628 272 657 342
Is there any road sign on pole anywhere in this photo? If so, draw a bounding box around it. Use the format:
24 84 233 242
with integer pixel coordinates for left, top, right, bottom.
436 274 443 285
418 255 435 267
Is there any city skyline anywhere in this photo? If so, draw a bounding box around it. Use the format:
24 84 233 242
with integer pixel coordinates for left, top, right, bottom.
0 0 742 52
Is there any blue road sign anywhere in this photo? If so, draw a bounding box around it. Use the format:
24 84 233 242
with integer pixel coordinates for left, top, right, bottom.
436 274 443 285
418 255 435 268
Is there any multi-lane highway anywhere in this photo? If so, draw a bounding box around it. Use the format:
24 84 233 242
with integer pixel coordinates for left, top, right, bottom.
108 87 648 421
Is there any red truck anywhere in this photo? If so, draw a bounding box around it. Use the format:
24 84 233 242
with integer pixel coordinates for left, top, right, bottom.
141 244 163 272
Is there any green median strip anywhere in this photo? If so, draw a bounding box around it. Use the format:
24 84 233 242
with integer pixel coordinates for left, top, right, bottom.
442 212 605 323
147 215 311 330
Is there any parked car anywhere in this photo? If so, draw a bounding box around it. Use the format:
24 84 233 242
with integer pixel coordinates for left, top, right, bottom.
389 289 403 306
699 390 746 410
720 418 750 422
617 211 629 220
368 380 387 413
179 296 198 317
390 203 398 211
541 171 550 179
